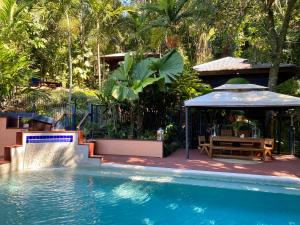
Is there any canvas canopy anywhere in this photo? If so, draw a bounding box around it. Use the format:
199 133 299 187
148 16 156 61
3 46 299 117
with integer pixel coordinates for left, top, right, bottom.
184 84 300 108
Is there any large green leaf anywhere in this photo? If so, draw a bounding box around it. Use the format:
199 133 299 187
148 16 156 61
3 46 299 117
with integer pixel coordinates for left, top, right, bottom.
158 49 183 83
132 57 156 81
123 53 133 79
110 67 127 81
110 53 133 81
112 84 138 101
132 77 163 94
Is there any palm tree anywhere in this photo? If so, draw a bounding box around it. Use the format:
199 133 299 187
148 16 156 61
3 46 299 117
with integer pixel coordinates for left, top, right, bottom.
0 0 26 27
0 0 28 44
141 0 195 48
89 0 130 89
57 0 80 107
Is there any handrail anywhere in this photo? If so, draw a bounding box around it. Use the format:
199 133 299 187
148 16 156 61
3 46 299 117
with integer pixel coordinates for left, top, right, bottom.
76 112 90 130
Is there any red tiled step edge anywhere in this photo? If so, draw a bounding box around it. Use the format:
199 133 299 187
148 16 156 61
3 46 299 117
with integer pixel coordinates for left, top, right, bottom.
78 130 103 160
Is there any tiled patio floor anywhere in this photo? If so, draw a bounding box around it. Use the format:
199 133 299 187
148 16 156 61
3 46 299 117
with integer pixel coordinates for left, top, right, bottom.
102 149 300 178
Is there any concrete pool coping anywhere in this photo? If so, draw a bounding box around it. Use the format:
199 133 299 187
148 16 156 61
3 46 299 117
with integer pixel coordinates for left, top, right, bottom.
94 163 300 195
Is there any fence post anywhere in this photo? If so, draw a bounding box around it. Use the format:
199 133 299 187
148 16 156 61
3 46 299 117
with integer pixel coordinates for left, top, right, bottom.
88 103 93 123
185 106 189 159
71 100 77 130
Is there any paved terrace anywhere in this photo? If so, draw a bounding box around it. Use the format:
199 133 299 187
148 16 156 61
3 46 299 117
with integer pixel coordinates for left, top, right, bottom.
102 149 300 178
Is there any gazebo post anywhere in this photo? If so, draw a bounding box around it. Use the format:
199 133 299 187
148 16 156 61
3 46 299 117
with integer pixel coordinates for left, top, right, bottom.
288 110 296 155
276 110 282 155
199 109 202 136
185 106 189 159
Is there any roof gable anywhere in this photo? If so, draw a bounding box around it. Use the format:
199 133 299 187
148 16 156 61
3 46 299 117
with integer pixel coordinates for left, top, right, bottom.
193 57 296 73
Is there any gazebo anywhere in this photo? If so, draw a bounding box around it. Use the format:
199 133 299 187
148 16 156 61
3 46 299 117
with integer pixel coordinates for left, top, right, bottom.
184 83 300 159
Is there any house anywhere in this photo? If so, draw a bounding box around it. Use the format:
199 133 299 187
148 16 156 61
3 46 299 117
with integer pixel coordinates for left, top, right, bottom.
100 52 160 70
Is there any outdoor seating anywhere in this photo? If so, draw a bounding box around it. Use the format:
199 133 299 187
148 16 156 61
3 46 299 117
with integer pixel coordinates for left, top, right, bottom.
184 83 300 160
198 136 210 156
263 138 274 160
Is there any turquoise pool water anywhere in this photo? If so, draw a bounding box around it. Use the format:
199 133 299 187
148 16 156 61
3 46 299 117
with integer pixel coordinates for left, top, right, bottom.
0 168 299 225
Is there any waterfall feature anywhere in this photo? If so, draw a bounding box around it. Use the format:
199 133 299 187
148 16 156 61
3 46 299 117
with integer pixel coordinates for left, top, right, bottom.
22 134 77 170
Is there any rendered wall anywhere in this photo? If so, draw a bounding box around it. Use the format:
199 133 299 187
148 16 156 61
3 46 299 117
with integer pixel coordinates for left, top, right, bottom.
0 117 24 158
94 139 163 158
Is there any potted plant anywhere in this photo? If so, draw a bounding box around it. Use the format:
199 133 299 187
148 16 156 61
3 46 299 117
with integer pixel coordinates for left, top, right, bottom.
21 118 31 129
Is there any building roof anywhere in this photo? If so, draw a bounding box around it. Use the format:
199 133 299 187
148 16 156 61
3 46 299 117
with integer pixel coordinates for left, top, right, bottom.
184 83 300 108
0 112 54 124
193 57 296 73
100 52 160 61
100 52 128 59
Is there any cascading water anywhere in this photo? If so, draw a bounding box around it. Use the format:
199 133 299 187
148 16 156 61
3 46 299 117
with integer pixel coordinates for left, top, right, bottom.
23 136 77 170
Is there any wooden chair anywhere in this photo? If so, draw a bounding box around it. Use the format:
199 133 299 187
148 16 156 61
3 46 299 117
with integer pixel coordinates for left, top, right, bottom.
198 136 210 156
263 138 274 160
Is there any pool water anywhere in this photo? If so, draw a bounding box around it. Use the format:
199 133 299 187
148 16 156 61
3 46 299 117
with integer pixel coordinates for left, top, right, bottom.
0 168 299 225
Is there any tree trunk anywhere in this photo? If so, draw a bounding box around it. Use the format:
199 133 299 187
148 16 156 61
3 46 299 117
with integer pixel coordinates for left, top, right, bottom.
97 21 102 90
268 56 281 91
128 103 135 139
66 11 73 109
263 0 298 90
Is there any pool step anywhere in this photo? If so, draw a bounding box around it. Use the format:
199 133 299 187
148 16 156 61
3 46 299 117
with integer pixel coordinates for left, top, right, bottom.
77 130 103 161
90 154 103 161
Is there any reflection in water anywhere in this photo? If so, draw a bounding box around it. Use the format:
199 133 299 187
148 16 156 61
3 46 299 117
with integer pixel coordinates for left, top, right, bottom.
112 182 152 204
0 168 299 225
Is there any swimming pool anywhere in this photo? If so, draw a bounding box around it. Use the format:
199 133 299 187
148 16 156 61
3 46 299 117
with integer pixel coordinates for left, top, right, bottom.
0 167 299 225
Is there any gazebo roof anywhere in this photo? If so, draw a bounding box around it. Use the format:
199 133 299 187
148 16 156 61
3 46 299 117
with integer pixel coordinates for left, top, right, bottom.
184 84 300 108
193 57 296 73
213 84 268 91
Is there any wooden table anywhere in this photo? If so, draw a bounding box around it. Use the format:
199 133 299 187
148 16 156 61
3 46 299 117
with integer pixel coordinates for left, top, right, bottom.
209 136 266 160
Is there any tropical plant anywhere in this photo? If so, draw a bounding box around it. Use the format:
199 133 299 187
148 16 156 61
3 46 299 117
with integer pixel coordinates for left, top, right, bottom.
170 65 211 103
0 0 26 27
226 77 250 84
141 0 195 48
89 0 130 88
102 49 184 137
107 49 184 102
0 43 33 109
